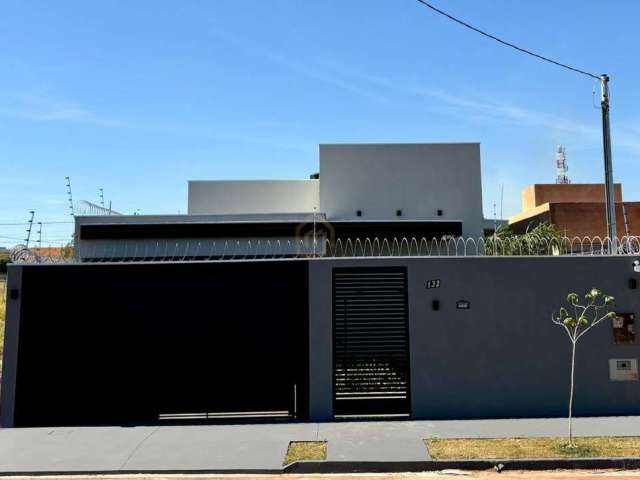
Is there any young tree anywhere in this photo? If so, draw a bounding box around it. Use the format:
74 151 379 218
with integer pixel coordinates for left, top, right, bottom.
552 288 616 446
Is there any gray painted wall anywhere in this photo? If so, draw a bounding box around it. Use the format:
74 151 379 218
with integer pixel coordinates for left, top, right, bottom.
308 256 640 420
319 143 486 236
0 265 22 427
6 255 638 425
308 260 334 421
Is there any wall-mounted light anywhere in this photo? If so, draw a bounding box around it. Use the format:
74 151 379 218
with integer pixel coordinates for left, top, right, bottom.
633 260 640 273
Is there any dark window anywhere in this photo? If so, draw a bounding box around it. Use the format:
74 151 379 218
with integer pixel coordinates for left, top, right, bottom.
437 209 443 217
356 210 362 217
396 210 402 217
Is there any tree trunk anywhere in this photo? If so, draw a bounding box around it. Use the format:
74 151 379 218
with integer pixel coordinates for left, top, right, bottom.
568 341 577 446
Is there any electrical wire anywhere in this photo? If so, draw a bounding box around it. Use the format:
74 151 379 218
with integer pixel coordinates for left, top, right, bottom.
415 0 600 80
0 235 26 241
0 221 74 226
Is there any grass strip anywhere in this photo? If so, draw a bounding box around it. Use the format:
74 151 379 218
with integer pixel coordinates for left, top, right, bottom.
283 441 327 465
426 436 640 459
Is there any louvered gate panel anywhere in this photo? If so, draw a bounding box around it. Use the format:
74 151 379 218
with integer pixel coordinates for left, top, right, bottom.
333 267 410 417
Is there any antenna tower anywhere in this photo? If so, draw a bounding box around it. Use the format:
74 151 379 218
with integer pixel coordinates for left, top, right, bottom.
555 145 570 184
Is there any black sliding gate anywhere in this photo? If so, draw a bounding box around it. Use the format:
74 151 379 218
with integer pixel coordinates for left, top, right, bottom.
12 261 309 427
332 267 411 417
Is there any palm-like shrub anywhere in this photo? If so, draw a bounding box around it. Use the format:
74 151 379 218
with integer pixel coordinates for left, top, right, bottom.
485 222 563 256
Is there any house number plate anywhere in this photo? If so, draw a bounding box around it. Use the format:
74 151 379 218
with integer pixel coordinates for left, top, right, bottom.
426 279 441 289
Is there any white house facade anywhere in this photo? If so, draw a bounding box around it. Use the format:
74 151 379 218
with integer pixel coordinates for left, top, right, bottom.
74 143 493 260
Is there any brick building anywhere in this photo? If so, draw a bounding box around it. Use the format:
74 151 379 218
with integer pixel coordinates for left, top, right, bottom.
508 184 640 238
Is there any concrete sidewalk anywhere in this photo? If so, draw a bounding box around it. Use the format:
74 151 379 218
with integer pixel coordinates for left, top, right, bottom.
1 417 640 473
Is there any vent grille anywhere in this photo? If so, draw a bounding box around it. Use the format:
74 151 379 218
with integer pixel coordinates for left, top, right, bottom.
333 268 410 417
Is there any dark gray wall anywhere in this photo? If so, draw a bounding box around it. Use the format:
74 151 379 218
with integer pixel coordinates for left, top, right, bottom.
308 256 640 420
309 260 333 420
0 265 22 427
5 256 639 426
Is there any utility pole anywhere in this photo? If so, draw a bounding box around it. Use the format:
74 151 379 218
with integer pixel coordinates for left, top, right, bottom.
37 222 42 250
25 210 35 247
414 1 620 250
492 202 497 233
65 176 74 217
312 207 317 257
600 74 617 249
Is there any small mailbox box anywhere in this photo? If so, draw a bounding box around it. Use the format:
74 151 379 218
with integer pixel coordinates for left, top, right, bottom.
609 358 639 381
612 313 635 344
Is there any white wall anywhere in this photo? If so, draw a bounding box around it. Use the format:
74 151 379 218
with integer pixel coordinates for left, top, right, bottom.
319 143 485 236
188 180 319 215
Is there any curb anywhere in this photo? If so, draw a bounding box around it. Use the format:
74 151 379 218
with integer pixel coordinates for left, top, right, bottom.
0 469 284 477
1 458 640 476
284 457 640 473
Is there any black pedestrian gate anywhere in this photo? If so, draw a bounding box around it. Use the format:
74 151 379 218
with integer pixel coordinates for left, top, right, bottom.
332 267 411 417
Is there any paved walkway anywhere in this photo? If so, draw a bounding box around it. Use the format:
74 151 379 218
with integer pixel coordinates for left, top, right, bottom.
1 417 640 473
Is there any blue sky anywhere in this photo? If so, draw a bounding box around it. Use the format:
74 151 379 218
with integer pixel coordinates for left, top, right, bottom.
1 0 639 247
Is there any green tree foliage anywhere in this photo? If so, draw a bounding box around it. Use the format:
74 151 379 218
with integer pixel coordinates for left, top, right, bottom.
485 222 563 256
60 242 74 258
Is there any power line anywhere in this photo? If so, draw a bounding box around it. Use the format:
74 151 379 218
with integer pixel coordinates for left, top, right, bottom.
0 234 69 243
415 0 600 80
0 235 26 241
416 1 618 245
0 221 74 226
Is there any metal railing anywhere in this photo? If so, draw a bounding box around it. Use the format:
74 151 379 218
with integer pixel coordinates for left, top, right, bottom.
8 235 640 264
